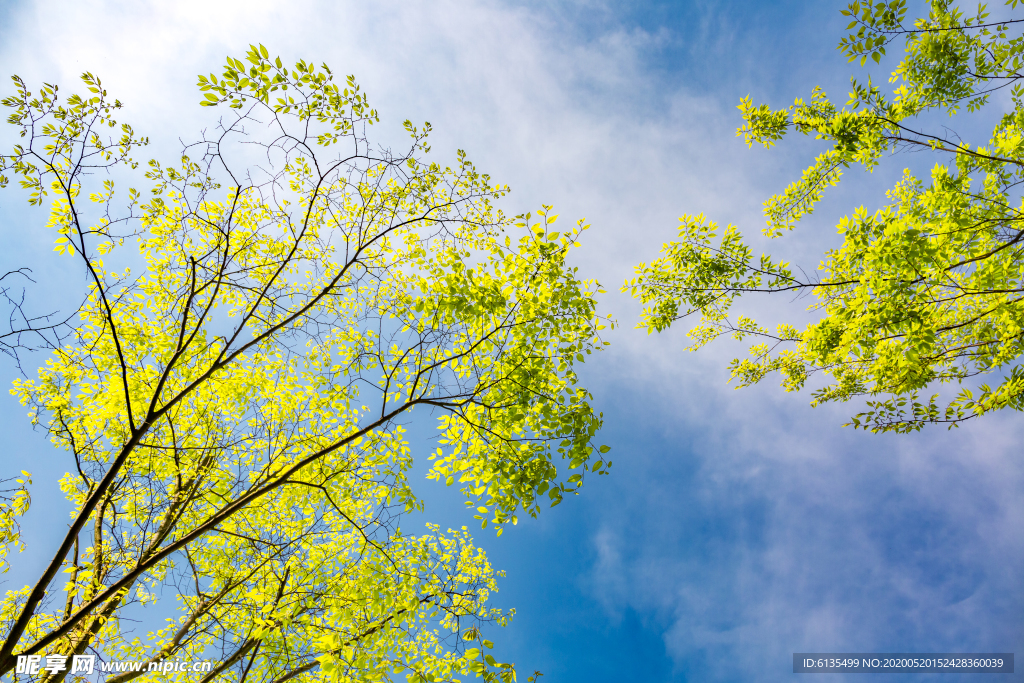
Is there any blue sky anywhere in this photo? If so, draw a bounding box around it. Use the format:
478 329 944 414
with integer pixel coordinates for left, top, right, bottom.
1 1 1022 682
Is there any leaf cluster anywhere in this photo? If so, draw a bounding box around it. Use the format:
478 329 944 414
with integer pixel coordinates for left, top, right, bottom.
629 1 1024 432
0 46 611 683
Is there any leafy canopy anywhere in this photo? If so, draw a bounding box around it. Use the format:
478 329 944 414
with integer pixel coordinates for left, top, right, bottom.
0 45 610 683
627 0 1024 433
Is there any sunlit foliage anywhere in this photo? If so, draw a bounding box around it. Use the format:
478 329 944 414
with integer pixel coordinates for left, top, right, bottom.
0 45 610 682
629 0 1024 433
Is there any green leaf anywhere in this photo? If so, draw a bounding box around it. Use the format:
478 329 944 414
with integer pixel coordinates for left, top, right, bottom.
626 1 1024 434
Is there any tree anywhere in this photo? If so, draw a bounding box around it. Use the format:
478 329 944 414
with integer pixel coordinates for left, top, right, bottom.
0 45 611 683
627 0 1024 433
